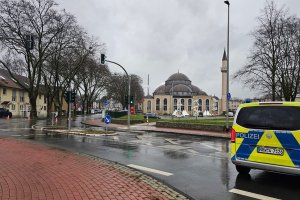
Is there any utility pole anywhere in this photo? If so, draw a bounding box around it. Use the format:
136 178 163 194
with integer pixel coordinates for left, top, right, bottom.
224 0 230 132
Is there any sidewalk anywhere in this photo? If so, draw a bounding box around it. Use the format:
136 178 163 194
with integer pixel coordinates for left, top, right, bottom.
0 138 189 200
83 119 230 139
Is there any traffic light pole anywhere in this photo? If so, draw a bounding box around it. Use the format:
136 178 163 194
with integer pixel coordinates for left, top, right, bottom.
68 87 71 131
105 60 131 132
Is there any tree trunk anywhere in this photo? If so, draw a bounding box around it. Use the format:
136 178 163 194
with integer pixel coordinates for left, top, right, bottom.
29 95 38 119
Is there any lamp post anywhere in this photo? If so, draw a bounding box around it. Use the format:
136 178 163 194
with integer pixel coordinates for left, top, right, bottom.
224 0 230 132
105 60 131 131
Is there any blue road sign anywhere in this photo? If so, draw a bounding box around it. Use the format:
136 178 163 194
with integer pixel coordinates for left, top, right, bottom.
104 100 109 106
104 115 111 125
227 92 231 100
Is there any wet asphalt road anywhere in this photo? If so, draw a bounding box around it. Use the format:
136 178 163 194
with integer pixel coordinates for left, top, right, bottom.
1 116 300 200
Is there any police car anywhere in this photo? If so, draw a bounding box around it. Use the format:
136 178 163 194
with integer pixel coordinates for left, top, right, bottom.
231 102 300 175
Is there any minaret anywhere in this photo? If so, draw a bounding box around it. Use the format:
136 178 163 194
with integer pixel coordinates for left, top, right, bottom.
221 50 228 113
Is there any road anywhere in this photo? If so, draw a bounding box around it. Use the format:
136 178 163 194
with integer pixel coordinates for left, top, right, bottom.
1 116 300 200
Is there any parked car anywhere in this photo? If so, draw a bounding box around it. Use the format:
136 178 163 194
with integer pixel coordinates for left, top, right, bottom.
144 113 161 119
0 108 12 118
225 111 234 117
231 102 300 175
91 109 102 114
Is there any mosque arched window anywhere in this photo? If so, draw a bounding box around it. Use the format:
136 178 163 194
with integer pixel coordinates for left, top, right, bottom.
147 100 151 112
198 99 202 112
163 98 167 111
156 98 160 111
188 99 192 111
206 99 210 111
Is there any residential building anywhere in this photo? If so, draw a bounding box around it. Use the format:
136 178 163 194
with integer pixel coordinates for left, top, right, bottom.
0 68 47 118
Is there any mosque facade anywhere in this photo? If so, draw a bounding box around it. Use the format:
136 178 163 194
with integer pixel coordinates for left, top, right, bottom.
142 52 228 116
143 72 220 116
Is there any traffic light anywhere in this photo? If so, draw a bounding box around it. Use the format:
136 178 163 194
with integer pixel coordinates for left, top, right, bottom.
100 54 106 64
130 106 134 114
25 34 34 50
130 96 134 106
71 91 76 103
64 91 70 103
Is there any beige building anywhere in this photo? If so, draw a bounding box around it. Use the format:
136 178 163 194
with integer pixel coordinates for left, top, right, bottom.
0 69 47 118
143 72 220 116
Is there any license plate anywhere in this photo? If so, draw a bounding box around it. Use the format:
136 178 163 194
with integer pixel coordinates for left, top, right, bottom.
257 146 284 156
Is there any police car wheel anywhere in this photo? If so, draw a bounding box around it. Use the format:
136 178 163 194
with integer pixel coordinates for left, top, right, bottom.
236 165 251 174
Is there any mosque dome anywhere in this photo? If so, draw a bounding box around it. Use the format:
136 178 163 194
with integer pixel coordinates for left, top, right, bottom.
167 73 190 81
153 72 207 97
153 85 166 95
191 85 207 96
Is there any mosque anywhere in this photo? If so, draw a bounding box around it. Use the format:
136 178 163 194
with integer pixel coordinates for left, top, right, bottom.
142 51 228 116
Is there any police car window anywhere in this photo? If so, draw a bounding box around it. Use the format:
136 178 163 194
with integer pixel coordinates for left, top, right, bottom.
236 106 300 131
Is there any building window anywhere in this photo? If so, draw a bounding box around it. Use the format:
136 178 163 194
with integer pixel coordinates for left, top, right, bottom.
215 102 218 111
44 106 47 111
12 90 16 102
39 94 42 99
198 99 202 112
206 99 210 111
174 99 177 110
163 98 167 111
188 99 192 111
3 88 6 95
11 104 16 110
20 91 24 102
20 105 24 111
181 99 184 111
156 98 160 111
44 96 47 104
147 100 151 112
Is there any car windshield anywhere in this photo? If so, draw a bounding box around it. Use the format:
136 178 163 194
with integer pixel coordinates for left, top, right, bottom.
236 106 300 131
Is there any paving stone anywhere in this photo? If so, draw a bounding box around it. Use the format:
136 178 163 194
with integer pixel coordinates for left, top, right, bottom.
0 138 189 200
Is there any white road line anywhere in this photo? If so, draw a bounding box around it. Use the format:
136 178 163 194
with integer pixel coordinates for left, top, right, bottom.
165 138 179 145
229 189 281 200
128 164 173 176
201 143 221 151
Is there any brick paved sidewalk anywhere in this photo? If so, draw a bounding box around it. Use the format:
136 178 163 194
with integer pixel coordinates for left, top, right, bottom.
0 138 189 200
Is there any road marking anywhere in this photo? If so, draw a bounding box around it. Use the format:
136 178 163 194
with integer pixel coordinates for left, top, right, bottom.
112 136 119 141
165 138 179 145
201 143 221 151
187 149 199 154
229 189 280 200
127 164 173 176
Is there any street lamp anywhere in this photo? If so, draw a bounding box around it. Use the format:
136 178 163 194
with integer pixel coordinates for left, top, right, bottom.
101 54 131 131
224 0 230 131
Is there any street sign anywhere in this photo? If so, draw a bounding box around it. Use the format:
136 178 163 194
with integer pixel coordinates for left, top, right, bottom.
227 92 231 100
104 115 111 125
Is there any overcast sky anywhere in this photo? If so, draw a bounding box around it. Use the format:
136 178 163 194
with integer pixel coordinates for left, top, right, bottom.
56 0 300 99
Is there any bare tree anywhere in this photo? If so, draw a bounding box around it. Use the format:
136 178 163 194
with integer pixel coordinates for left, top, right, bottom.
234 1 286 101
74 57 110 114
106 73 144 109
277 16 300 101
0 0 76 118
43 32 100 116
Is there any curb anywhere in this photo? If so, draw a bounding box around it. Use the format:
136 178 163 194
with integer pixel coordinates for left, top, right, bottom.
81 121 230 139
